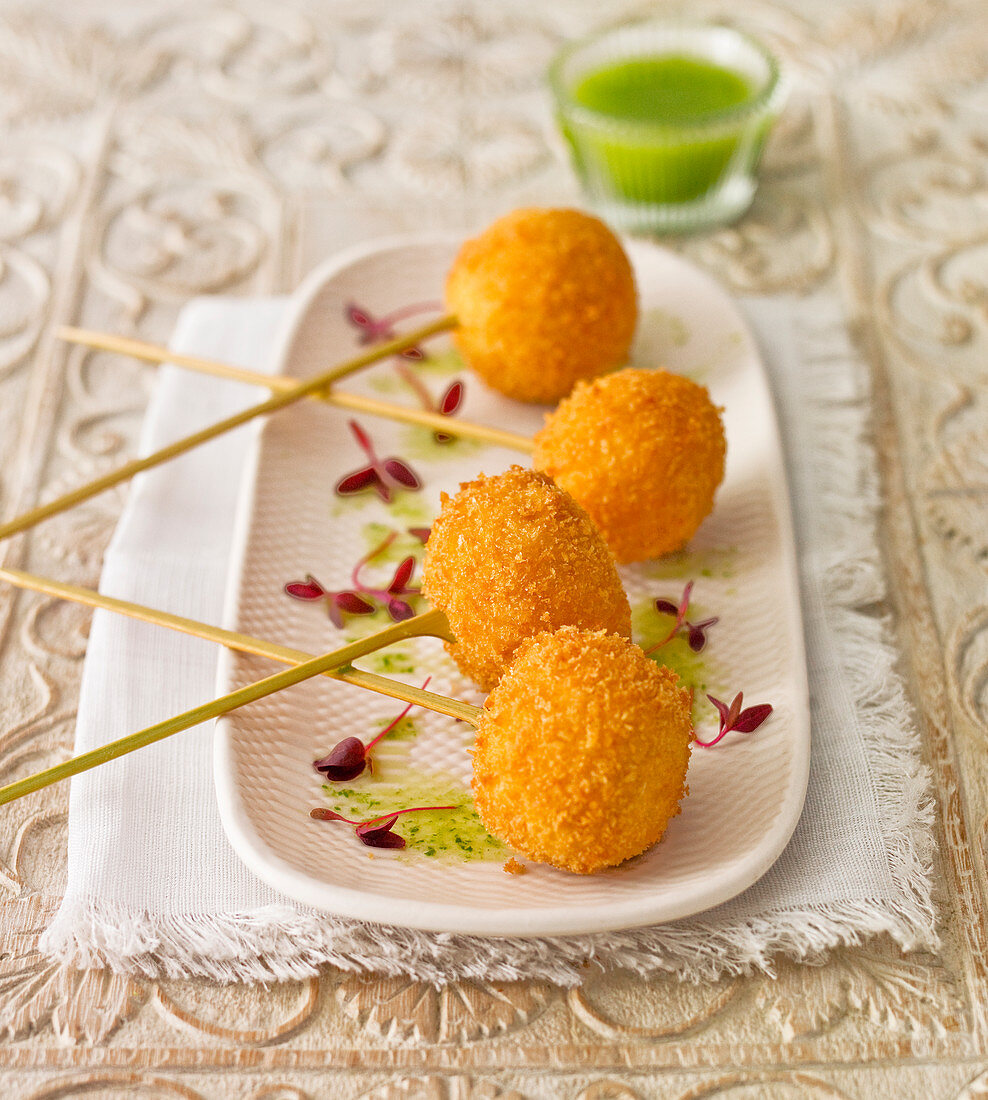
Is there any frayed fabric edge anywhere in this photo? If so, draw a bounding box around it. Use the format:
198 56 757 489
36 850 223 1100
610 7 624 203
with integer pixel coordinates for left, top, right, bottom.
792 304 938 952
39 893 936 988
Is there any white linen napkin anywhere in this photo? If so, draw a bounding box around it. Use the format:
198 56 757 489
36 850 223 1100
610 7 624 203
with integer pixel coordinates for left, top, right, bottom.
40 293 937 985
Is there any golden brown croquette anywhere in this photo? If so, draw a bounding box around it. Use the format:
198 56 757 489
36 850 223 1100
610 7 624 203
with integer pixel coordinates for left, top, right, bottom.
533 368 726 562
472 627 693 874
421 467 631 691
445 208 637 404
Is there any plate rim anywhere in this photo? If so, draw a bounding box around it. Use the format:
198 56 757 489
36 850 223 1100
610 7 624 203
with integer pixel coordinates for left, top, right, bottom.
213 232 811 937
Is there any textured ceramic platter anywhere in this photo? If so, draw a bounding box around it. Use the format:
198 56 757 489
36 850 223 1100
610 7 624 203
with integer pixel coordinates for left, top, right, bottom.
213 235 810 936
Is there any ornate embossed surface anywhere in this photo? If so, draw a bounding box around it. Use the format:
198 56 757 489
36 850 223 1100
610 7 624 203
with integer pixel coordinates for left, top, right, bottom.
0 0 986 1096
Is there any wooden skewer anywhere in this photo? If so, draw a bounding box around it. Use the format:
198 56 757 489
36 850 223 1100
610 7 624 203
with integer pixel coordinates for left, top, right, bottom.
0 567 481 806
58 326 535 455
0 646 477 808
0 315 457 546
0 565 474 721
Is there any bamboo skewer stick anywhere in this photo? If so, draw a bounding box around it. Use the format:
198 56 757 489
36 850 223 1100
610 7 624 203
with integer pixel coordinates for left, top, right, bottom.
58 326 535 454
0 645 478 808
0 567 482 807
0 649 364 806
0 566 474 721
0 566 454 654
0 315 456 546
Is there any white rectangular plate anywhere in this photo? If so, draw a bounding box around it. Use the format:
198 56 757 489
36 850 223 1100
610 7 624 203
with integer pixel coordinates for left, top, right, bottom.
214 234 810 936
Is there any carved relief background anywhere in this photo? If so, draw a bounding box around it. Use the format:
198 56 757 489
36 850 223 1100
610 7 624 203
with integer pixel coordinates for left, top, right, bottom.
0 0 987 1096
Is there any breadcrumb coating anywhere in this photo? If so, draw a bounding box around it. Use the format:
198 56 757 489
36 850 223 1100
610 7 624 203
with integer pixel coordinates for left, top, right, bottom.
421 466 631 691
533 368 726 563
472 627 693 874
445 208 637 404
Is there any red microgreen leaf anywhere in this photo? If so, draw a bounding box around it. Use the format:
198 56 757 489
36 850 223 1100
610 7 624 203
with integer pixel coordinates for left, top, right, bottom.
726 692 744 730
284 575 326 601
346 303 373 330
335 465 380 496
346 299 442 358
440 380 464 415
334 591 376 616
355 813 403 846
383 458 421 490
646 580 716 654
388 556 415 594
314 677 434 785
313 736 367 782
699 692 773 748
733 703 774 733
361 826 407 849
335 422 420 501
387 597 415 622
309 802 456 849
687 616 719 652
309 808 349 822
408 527 431 544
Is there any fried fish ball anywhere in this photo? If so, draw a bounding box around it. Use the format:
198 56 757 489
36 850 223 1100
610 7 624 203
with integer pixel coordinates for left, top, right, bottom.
445 208 637 404
421 466 631 691
472 626 693 874
532 367 726 563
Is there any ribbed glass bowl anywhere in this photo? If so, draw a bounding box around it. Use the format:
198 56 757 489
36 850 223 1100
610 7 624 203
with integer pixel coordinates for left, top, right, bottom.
550 22 785 233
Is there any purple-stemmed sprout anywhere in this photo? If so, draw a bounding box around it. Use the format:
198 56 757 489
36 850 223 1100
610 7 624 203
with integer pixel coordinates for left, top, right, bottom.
335 420 422 505
695 691 773 748
283 574 376 629
286 527 426 626
345 300 443 361
312 736 367 782
309 803 457 849
385 556 417 621
434 381 464 444
685 616 720 652
646 580 719 655
350 530 421 622
313 678 432 782
394 361 465 444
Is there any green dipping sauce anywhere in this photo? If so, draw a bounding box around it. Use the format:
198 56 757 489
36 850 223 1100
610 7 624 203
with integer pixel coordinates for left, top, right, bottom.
573 56 753 124
323 772 508 864
554 40 778 223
